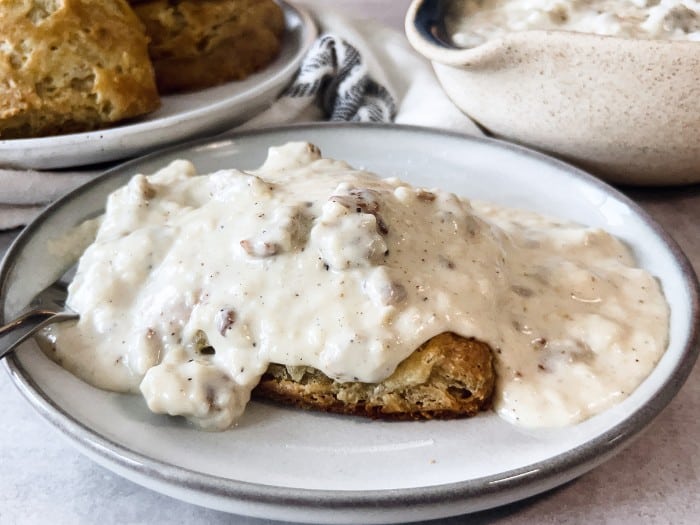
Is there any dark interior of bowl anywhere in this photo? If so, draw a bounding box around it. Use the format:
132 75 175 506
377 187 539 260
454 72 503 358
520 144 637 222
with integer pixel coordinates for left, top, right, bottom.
413 0 460 49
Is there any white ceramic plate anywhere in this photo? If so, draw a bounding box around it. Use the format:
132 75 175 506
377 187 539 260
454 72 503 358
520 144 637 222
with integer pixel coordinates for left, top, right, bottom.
1 124 698 524
0 2 316 170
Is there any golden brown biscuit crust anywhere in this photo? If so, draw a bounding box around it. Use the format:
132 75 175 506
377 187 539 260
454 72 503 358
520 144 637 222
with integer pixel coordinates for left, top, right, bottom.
254 333 496 420
0 0 159 139
131 0 285 93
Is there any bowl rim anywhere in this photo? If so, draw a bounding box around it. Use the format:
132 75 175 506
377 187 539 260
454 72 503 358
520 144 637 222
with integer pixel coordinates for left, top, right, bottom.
405 0 700 66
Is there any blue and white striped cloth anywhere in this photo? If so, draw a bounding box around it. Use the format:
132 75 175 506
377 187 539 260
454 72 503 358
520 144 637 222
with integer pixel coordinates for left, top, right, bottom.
284 34 396 122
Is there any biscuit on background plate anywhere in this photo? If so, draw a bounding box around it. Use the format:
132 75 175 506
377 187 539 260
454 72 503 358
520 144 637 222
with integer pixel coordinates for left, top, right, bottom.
131 0 285 93
0 0 159 139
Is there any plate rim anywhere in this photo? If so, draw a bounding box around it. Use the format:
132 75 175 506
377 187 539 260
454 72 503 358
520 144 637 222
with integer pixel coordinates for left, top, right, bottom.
2 123 699 518
0 0 317 169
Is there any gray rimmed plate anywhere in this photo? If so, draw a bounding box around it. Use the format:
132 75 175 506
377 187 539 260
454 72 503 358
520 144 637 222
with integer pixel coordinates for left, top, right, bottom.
0 1 316 170
1 124 698 524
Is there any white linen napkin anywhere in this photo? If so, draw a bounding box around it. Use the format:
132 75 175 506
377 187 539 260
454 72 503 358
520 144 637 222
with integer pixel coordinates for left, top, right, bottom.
0 9 480 230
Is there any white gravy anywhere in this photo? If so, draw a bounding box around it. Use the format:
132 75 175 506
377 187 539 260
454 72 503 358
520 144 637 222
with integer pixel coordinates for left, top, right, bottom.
448 0 700 47
43 143 669 430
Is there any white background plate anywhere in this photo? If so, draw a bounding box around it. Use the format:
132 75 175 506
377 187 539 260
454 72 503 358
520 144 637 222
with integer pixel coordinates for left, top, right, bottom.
0 2 316 170
1 124 698 524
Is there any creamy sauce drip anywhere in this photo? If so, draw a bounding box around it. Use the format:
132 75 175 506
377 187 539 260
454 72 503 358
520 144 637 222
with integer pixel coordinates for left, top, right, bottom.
448 0 700 47
43 143 669 430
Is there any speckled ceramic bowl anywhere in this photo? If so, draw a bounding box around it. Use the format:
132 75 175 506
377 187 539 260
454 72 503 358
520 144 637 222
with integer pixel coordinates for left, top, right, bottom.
405 0 700 186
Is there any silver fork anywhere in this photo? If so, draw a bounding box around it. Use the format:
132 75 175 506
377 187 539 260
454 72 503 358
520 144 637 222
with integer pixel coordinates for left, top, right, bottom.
0 272 78 360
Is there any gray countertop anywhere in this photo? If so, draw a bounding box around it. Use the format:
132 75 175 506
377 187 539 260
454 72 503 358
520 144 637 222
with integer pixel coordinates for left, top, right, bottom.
1 1 698 523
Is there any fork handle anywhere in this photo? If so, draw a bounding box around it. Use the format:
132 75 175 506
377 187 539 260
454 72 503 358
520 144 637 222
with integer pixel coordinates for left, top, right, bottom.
0 310 73 360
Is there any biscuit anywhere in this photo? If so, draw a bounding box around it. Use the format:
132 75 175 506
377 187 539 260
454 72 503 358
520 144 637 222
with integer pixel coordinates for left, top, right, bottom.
254 333 495 420
0 0 160 139
131 0 285 93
